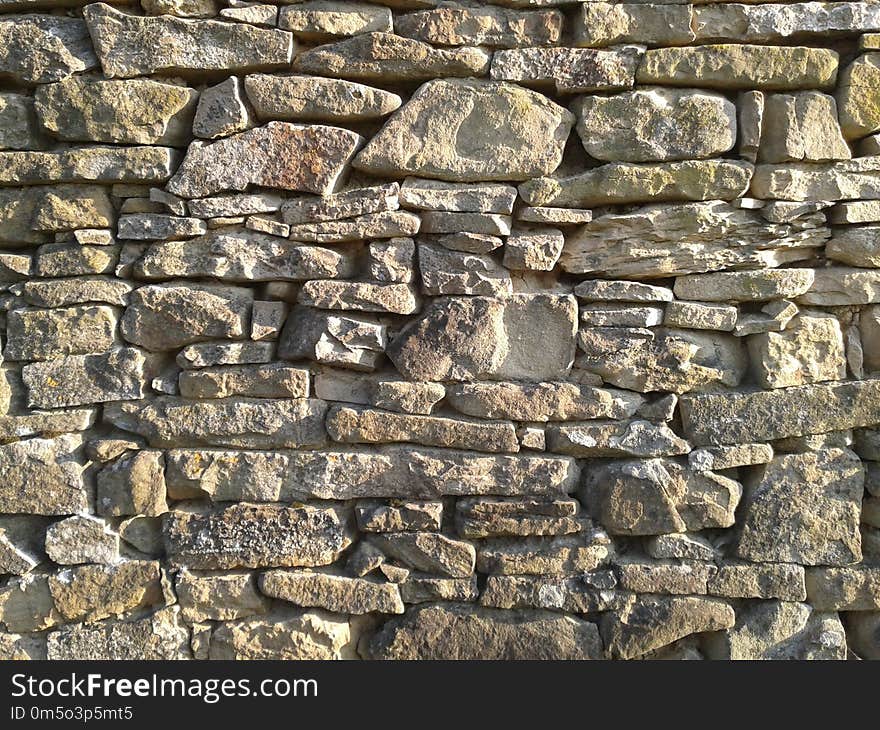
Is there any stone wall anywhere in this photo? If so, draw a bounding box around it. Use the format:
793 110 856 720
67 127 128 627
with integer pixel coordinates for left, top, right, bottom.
1 0 880 661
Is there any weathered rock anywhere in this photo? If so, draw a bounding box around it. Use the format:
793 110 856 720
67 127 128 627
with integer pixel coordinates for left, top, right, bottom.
279 306 385 371
5 304 118 361
35 77 198 145
799 267 880 305
0 146 178 186
164 503 352 569
96 450 167 518
636 44 839 90
400 178 517 214
46 607 189 660
44 515 119 566
680 379 880 445
245 74 401 123
704 601 846 660
689 442 774 472
445 381 642 422
601 595 735 659
399 575 478 604
751 156 880 201
837 53 880 139
665 301 737 331
48 560 165 623
356 501 443 533
368 604 603 660
208 609 355 660
104 396 327 449
0 15 97 85
0 93 45 151
418 242 512 296
165 446 578 501
175 341 273 369
354 79 573 182
121 282 251 351
577 326 747 393
647 533 717 562
261 570 404 614
167 122 363 198
581 458 742 535
136 230 357 282
547 420 690 458
758 91 850 163
178 363 308 400
747 314 846 388
371 380 447 416
674 269 815 302
806 566 880 610
192 76 250 140
368 533 475 577
615 559 716 596
707 562 807 601
287 210 420 243
456 497 582 539
572 88 735 163
22 348 147 409
299 281 419 315
367 239 415 283
293 32 490 81
520 160 753 208
736 449 863 566
389 294 577 382
827 225 880 267
327 405 519 453
176 570 269 622
503 227 564 271
83 3 293 78
282 183 399 224
395 4 561 47
575 2 694 47
278 2 392 41
478 572 620 612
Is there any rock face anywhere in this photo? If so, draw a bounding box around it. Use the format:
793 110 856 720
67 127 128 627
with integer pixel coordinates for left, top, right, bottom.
83 4 293 78
388 295 577 382
736 449 863 566
354 79 573 182
2 0 879 664
572 88 736 163
167 122 363 198
368 604 603 660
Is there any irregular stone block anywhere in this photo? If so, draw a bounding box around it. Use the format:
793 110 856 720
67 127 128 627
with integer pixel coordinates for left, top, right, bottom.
806 566 880 610
298 281 419 315
193 76 250 140
260 570 404 614
0 15 96 85
278 2 392 41
96 450 168 518
751 156 880 201
104 396 328 449
602 595 734 659
0 146 178 186
293 31 490 81
176 570 269 623
121 282 251 351
674 269 815 302
0 93 45 151
838 53 880 139
179 363 309 399
356 501 443 533
136 230 357 282
44 515 119 566
680 379 880 445
245 73 401 123
46 607 189 660
547 420 690 458
400 178 516 214
5 305 117 361
757 91 850 163
707 562 807 601
166 446 579 501
445 381 642 422
34 77 198 145
736 449 863 566
279 306 386 371
395 4 561 47
520 160 753 208
326 404 519 453
367 604 603 660
84 3 293 78
23 347 146 409
354 79 573 182
636 44 839 90
281 182 399 225
166 122 363 198
456 497 581 539
286 210 420 243
581 458 742 535
389 294 577 382
491 46 641 94
572 88 736 163
164 503 353 569
799 266 880 305
418 242 512 296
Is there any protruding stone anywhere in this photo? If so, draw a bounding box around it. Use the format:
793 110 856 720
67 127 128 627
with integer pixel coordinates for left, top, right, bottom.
354 79 573 182
0 15 96 85
167 122 363 198
260 570 403 614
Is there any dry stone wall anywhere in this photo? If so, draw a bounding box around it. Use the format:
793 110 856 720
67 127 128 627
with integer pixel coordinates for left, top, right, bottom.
3 0 880 661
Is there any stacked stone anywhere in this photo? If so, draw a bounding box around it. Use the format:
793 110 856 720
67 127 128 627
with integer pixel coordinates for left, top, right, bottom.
2 1 880 661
